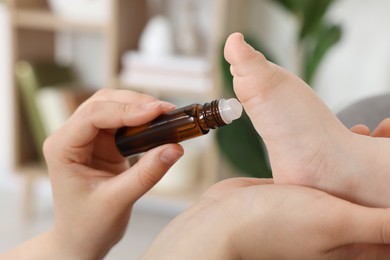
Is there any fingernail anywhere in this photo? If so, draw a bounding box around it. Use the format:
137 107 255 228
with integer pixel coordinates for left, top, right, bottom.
238 33 245 41
142 101 176 111
160 147 184 165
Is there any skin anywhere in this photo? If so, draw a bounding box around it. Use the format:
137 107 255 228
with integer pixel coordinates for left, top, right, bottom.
1 89 184 260
224 32 390 207
3 32 390 259
142 118 390 259
143 178 390 260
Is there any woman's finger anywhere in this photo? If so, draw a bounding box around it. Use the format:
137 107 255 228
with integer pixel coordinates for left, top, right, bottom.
326 200 390 247
350 124 370 136
371 118 390 137
109 144 184 205
55 100 176 150
75 88 160 113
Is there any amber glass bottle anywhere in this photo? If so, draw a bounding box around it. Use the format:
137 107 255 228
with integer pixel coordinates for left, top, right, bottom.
115 98 242 157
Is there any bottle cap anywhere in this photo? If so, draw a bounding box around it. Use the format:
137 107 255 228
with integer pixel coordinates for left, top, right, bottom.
218 98 243 124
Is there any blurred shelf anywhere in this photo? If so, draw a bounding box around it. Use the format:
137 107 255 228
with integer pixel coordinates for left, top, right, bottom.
13 9 107 33
14 161 47 177
118 52 214 97
118 79 212 98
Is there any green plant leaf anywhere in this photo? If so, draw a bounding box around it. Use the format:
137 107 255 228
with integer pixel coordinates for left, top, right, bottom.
270 0 307 14
216 114 272 178
299 0 336 39
303 24 342 84
218 35 272 178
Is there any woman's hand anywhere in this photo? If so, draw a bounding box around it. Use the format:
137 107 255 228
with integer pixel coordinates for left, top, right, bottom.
34 89 183 259
143 178 390 260
351 118 390 137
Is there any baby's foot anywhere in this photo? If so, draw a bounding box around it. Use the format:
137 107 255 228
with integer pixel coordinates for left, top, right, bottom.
224 32 388 207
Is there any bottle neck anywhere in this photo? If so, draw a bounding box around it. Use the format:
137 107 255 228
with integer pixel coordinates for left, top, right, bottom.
200 100 227 129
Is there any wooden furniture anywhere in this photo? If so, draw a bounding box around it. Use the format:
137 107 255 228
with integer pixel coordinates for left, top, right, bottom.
9 0 148 163
6 0 246 216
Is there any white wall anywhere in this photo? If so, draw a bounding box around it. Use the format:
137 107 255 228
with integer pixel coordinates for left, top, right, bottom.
58 0 214 89
39 1 390 112
0 4 14 174
247 0 299 74
247 0 390 111
55 32 105 88
315 0 390 110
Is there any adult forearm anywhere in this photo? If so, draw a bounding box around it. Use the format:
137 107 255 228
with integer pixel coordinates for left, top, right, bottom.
0 229 102 260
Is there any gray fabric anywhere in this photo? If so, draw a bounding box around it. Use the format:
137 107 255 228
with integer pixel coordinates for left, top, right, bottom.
336 93 390 130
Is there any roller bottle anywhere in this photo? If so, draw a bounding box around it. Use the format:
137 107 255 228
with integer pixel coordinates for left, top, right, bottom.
115 98 243 157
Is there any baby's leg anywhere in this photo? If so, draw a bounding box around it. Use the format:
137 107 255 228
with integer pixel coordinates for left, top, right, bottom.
224 32 389 207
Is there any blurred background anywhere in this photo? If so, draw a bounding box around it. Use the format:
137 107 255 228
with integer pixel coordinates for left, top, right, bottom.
1 0 390 258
